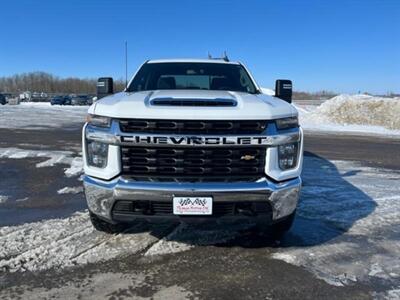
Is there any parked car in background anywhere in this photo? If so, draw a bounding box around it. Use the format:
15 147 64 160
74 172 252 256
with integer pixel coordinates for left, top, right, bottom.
19 91 31 102
19 91 49 102
71 95 89 106
2 93 12 100
50 95 72 105
63 95 72 105
31 92 49 102
0 94 7 105
86 95 95 105
50 96 65 105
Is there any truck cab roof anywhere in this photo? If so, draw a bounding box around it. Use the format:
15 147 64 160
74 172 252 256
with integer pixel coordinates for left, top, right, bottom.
147 58 240 65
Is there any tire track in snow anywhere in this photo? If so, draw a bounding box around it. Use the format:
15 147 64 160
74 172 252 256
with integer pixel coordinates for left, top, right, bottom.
0 212 90 260
0 223 93 262
0 211 160 272
68 222 153 260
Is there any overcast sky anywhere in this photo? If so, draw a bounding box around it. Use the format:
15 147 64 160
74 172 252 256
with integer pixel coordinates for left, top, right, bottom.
1 0 399 93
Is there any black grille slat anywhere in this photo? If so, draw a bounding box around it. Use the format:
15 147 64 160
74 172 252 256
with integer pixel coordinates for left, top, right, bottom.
121 146 266 179
119 119 268 134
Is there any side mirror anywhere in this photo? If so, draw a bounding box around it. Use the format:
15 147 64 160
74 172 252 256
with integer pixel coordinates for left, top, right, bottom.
97 77 114 100
275 79 292 103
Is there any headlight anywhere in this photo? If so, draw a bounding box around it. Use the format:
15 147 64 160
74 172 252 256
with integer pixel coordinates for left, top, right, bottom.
278 142 299 170
87 114 111 128
87 141 108 168
276 117 298 130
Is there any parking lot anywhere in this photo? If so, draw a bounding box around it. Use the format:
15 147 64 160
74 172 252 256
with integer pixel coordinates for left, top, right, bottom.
0 105 399 299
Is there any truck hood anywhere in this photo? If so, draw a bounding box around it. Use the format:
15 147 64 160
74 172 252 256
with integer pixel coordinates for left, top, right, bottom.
90 90 297 120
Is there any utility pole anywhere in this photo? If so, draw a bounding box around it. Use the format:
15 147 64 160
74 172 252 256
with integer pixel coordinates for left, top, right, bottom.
125 41 128 88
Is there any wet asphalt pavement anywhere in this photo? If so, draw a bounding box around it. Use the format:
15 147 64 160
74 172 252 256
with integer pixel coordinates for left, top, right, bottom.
0 125 399 299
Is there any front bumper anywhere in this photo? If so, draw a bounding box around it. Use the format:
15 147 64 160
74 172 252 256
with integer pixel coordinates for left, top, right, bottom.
84 175 301 223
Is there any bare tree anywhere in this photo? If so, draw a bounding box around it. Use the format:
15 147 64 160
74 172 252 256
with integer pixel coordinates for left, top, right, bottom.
0 72 125 94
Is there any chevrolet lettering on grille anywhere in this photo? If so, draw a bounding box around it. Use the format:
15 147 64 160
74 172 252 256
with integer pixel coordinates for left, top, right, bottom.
119 135 272 146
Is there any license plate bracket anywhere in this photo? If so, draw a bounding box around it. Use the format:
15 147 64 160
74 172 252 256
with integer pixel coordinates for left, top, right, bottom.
173 197 213 215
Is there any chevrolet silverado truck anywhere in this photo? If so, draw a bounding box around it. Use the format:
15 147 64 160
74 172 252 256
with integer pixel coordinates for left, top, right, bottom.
83 58 303 238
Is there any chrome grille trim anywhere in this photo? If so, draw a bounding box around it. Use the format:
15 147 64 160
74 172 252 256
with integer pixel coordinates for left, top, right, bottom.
85 120 301 148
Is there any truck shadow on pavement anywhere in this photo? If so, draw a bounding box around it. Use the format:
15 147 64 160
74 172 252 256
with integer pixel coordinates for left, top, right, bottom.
149 152 377 249
278 152 376 248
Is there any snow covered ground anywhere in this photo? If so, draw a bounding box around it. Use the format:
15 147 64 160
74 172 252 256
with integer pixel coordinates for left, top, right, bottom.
2 95 399 137
273 158 400 288
0 211 159 272
1 156 399 296
0 103 88 129
296 94 400 136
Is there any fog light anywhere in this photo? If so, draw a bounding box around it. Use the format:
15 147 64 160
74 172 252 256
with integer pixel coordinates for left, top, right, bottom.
278 142 298 170
87 140 108 168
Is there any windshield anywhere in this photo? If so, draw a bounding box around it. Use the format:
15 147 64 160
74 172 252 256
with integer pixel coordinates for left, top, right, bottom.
127 62 258 94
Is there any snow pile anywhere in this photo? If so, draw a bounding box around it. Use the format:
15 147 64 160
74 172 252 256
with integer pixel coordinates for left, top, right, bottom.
57 186 84 195
0 147 83 177
0 103 87 129
0 195 9 204
297 94 400 136
64 156 84 177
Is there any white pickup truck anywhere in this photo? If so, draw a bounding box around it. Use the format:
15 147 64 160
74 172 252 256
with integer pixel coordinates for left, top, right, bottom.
83 58 303 238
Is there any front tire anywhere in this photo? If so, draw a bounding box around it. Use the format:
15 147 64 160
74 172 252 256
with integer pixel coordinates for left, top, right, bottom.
89 211 126 233
256 210 296 240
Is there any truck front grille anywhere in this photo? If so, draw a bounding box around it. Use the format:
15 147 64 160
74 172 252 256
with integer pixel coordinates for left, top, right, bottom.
121 146 266 180
119 119 268 135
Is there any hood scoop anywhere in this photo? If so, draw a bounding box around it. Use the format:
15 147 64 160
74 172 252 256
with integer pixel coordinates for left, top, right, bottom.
150 97 237 107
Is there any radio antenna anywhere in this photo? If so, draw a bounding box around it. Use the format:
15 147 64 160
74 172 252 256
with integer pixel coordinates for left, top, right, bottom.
125 41 128 88
223 51 229 62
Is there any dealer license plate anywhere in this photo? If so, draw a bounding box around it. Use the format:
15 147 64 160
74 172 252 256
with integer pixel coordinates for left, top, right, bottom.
173 197 213 215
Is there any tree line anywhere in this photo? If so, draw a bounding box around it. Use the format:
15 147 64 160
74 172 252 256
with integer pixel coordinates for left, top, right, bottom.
292 90 338 100
0 71 344 99
0 72 126 94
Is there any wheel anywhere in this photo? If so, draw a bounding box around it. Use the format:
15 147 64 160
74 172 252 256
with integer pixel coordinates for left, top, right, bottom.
271 211 296 238
255 210 296 240
89 211 126 233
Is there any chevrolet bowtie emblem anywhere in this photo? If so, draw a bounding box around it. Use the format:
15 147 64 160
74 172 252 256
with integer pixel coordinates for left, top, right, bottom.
241 155 256 161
